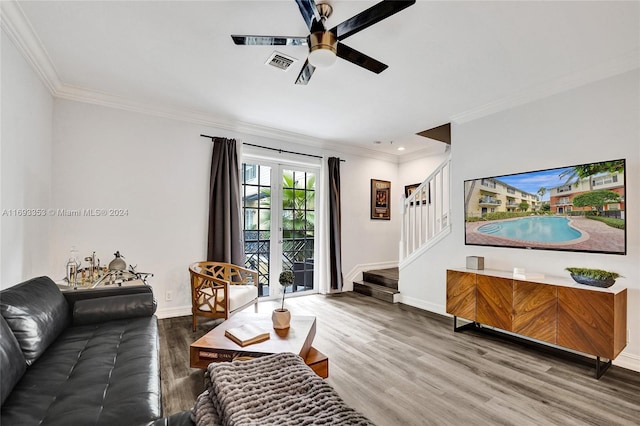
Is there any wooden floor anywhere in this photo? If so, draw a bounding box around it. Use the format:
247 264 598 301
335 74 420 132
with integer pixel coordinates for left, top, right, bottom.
159 293 640 425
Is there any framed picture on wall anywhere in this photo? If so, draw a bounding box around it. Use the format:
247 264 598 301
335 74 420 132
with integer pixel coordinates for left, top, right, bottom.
371 179 391 220
404 183 420 198
405 183 430 205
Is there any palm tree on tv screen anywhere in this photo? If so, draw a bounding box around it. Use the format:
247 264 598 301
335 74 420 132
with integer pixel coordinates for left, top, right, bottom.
560 160 625 187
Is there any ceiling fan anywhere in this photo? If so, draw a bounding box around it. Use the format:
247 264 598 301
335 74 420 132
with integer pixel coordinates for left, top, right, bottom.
231 0 416 85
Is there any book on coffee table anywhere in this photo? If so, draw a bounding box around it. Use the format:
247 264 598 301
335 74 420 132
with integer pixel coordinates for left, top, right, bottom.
224 323 270 347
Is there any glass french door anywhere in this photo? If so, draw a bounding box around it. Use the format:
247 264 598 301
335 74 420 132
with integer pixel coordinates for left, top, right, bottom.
241 160 317 299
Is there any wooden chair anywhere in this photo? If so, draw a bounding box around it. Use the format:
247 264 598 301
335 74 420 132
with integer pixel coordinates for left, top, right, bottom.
189 262 259 331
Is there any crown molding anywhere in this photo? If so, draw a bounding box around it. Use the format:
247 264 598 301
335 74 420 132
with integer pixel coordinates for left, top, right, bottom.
452 50 640 124
397 142 449 164
1 1 61 94
55 83 399 163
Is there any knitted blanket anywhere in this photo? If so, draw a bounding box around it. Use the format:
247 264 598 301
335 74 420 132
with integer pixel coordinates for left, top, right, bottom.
192 352 374 426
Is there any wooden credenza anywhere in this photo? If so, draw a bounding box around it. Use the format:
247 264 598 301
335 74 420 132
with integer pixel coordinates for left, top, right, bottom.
446 269 627 378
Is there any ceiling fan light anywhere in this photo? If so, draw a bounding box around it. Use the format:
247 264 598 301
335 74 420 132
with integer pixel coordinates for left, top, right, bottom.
309 48 337 67
309 31 337 68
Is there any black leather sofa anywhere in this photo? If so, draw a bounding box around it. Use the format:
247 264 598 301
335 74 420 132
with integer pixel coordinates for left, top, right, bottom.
0 276 193 426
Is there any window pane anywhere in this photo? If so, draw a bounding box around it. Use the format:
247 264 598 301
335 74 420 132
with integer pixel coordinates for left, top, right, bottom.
281 169 315 294
258 209 270 230
242 163 272 297
282 210 293 230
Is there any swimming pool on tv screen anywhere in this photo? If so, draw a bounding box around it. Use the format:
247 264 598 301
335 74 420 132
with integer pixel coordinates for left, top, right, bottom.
477 216 582 243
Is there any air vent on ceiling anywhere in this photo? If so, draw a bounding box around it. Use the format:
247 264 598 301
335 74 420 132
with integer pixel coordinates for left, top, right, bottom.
266 51 297 71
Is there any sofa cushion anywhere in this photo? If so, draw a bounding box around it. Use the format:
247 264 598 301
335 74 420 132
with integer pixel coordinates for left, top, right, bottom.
228 285 258 311
0 276 70 365
0 315 26 406
0 316 161 425
197 285 257 313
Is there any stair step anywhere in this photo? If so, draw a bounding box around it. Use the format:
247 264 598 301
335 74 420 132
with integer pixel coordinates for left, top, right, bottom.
353 281 400 303
362 268 399 290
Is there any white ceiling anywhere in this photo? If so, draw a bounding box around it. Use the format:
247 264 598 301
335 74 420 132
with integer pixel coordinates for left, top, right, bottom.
10 1 640 158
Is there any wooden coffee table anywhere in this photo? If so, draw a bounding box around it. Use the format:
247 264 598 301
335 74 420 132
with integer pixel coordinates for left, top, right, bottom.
190 312 328 378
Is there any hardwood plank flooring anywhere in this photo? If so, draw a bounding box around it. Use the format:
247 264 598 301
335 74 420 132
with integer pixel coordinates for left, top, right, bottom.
159 293 640 425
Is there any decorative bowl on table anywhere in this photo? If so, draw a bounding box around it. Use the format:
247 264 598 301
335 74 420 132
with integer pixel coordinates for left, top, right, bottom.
566 267 620 289
569 274 616 288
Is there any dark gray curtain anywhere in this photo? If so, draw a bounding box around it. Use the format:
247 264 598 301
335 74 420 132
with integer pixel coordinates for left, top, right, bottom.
328 157 343 290
207 138 244 265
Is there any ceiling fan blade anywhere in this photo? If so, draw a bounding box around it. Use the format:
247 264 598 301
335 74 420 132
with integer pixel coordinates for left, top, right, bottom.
295 0 321 31
231 35 308 46
337 43 388 74
295 59 316 85
330 0 416 41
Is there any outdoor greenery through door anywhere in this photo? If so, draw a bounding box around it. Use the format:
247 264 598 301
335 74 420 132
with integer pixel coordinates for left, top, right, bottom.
241 162 316 298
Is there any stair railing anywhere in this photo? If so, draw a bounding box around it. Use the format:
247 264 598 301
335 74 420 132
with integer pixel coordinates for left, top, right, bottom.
400 155 451 263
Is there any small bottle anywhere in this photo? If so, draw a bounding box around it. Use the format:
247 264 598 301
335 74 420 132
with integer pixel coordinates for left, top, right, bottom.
91 252 97 278
85 256 94 282
66 258 77 287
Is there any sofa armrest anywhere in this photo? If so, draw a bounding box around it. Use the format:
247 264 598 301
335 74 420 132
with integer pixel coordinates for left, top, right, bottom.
65 286 157 326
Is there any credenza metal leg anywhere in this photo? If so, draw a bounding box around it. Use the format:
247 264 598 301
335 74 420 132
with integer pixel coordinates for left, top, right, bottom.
453 316 478 332
595 356 612 379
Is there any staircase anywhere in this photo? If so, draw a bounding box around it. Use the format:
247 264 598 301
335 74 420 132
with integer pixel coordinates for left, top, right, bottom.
352 155 451 304
353 268 400 303
400 155 451 264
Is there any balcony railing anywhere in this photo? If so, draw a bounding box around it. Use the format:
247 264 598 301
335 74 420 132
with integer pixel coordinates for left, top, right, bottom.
479 197 501 205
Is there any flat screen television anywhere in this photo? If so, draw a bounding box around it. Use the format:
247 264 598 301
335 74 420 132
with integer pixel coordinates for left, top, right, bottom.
464 159 626 255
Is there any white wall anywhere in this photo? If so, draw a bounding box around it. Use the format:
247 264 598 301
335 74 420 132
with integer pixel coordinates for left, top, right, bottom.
400 70 640 371
50 100 214 314
49 100 402 314
339 153 400 288
398 149 449 192
1 30 54 289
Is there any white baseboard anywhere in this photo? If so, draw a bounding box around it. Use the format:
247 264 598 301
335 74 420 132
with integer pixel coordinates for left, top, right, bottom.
156 305 191 319
344 261 399 291
399 294 446 316
614 352 640 372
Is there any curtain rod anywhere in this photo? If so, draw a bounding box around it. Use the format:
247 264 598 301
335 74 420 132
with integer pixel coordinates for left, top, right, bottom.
200 134 345 162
